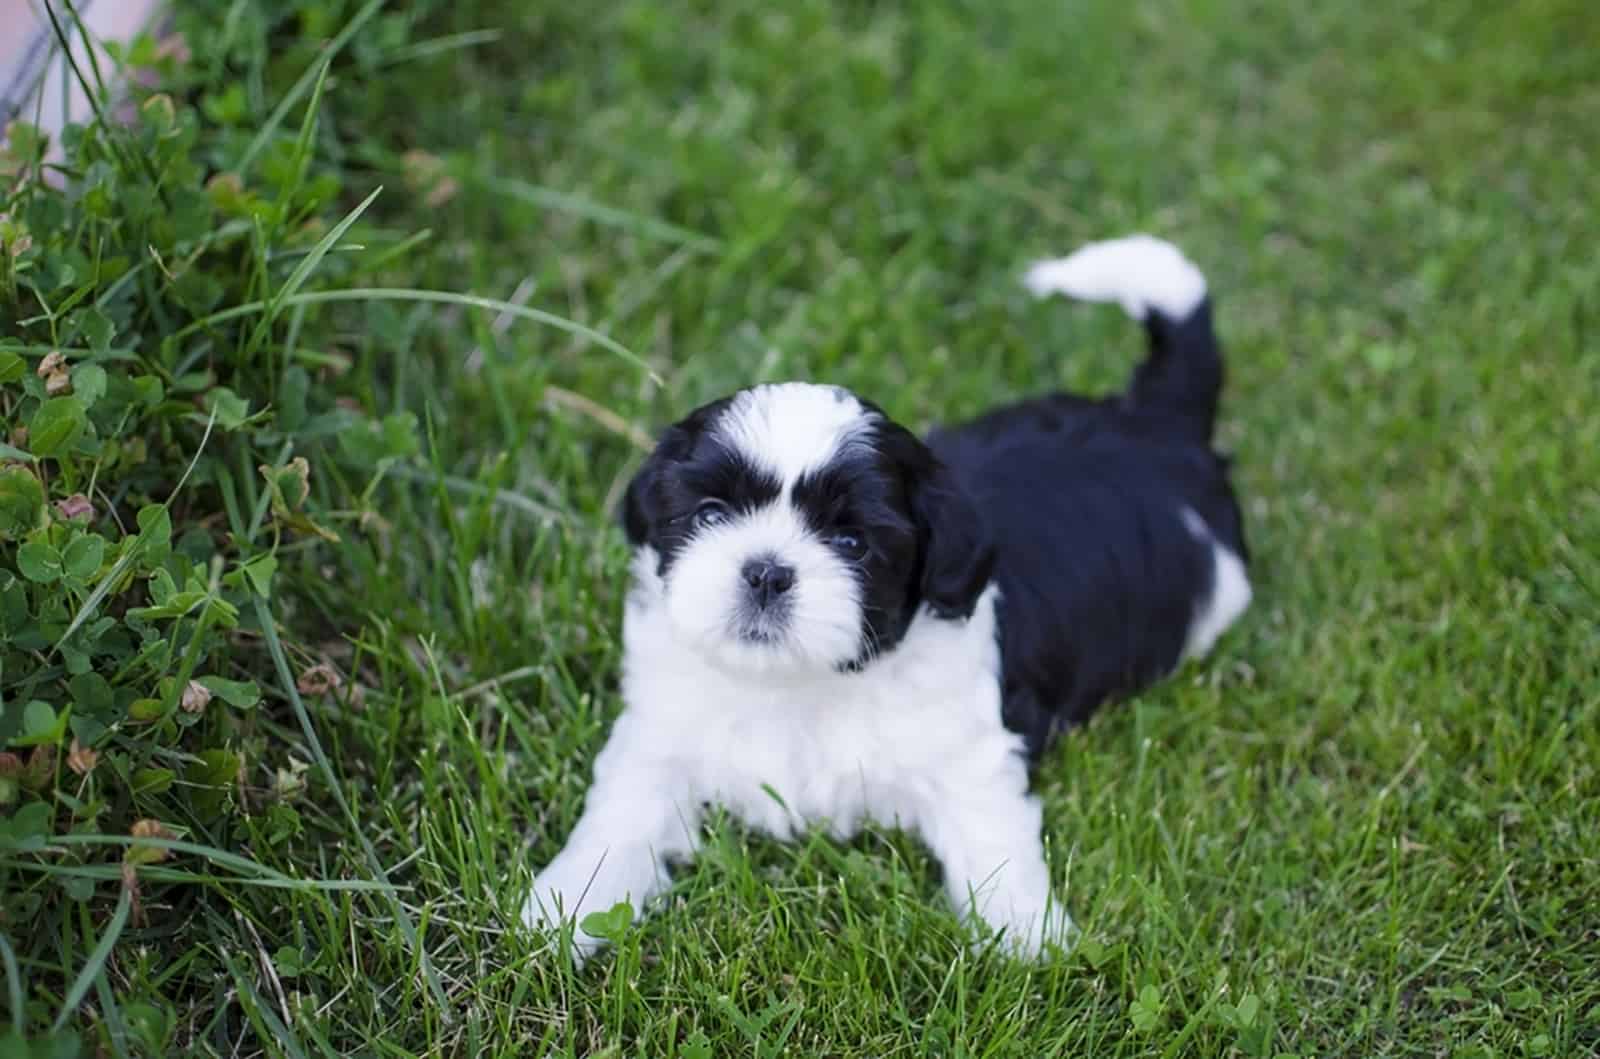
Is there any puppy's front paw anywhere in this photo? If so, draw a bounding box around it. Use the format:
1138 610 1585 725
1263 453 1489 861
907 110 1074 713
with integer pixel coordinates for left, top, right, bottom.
522 866 609 965
973 893 1076 960
1000 908 1077 959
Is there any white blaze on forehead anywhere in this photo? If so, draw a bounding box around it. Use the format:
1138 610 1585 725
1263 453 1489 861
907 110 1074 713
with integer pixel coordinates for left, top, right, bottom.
716 383 872 485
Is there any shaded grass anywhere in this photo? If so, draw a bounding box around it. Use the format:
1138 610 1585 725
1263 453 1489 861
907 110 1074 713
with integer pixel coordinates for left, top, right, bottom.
11 0 1600 1053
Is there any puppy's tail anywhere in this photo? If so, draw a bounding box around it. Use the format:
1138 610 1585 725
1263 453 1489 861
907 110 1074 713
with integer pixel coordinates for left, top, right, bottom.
1023 235 1221 442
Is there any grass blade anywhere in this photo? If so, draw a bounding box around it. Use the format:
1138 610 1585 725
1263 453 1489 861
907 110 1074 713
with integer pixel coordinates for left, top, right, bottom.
60 0 110 103
238 0 386 176
182 287 660 382
274 188 384 314
218 945 308 1059
484 175 721 252
91 972 132 1059
381 29 504 66
54 548 138 650
43 835 392 890
286 59 331 203
251 595 452 1019
0 932 22 1033
243 185 382 367
52 886 132 1033
0 860 396 892
38 0 111 145
381 464 570 524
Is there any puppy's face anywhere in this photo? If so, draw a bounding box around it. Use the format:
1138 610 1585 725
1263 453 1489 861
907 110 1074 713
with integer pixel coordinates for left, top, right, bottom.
623 383 992 676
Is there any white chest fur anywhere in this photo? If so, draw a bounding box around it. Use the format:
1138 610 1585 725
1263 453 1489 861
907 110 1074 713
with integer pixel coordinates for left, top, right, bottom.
523 552 1064 961
613 555 1027 838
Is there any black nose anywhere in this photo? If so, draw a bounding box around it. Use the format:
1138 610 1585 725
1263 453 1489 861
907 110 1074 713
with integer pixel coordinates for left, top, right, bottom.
741 557 795 604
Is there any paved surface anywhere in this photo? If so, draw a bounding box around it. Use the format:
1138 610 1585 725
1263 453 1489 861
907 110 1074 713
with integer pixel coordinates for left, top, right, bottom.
2 0 161 134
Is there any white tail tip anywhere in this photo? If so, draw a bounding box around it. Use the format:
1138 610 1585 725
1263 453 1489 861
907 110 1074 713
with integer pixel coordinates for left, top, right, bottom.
1023 234 1206 322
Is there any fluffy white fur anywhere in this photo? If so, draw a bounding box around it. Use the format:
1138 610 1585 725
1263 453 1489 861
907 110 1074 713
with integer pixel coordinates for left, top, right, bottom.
667 384 874 676
524 238 1250 966
664 501 863 674
525 571 1068 962
1180 507 1254 661
1024 234 1207 321
524 386 1071 962
720 382 870 482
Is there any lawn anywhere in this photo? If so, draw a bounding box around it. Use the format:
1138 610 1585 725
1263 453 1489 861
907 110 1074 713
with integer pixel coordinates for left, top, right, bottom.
2 0 1597 1055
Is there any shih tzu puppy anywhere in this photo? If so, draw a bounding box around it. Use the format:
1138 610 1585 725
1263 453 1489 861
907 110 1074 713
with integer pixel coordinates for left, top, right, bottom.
523 235 1251 961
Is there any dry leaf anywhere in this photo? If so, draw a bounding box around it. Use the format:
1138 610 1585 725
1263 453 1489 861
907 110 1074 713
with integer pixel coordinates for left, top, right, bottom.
66 739 100 776
44 371 71 396
282 456 311 506
271 757 310 800
121 861 144 926
296 663 342 696
424 176 460 208
401 149 458 206
36 350 65 377
180 679 213 714
22 745 54 790
128 819 175 863
401 149 444 188
206 171 243 196
0 211 32 259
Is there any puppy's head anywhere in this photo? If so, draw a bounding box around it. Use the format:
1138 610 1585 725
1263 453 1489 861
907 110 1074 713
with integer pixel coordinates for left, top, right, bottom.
623 383 992 676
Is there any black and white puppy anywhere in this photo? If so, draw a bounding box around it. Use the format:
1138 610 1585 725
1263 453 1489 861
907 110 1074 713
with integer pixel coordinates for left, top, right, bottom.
524 235 1251 961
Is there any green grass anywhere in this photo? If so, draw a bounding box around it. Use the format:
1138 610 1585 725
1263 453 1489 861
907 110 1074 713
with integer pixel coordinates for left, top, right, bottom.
6 0 1600 1053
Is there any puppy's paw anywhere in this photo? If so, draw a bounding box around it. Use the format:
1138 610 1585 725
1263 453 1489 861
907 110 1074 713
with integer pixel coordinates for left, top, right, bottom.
519 884 564 933
521 868 609 966
973 894 1076 960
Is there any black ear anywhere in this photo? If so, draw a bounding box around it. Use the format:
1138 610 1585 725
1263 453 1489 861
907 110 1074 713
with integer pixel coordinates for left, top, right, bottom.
620 428 682 547
912 460 994 618
874 416 994 619
620 456 658 546
620 398 732 546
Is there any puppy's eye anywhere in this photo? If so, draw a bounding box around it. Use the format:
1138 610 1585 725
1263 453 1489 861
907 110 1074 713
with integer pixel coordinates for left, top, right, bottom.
693 500 730 529
828 532 867 559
